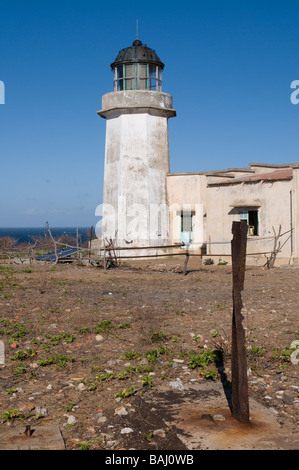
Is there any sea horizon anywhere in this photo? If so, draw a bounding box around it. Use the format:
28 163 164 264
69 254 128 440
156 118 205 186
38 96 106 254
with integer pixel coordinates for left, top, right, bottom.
0 227 94 245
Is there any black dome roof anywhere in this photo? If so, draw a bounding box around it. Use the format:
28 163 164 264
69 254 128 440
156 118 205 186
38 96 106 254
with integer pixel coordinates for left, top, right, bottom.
111 40 164 70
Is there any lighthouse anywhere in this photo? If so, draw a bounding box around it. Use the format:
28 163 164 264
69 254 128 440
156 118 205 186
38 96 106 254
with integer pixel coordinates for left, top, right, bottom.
97 39 176 249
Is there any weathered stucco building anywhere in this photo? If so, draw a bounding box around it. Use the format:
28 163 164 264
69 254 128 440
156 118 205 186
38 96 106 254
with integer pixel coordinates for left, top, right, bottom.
96 39 299 265
168 163 299 265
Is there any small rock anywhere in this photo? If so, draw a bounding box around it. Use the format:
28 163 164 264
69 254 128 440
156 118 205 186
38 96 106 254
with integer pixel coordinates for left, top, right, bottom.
77 383 86 391
107 440 117 448
115 406 128 416
169 378 184 391
213 414 225 421
98 416 107 423
173 359 184 364
120 427 133 434
153 429 166 438
96 335 104 342
35 407 47 417
46 384 53 391
283 395 294 405
67 415 78 425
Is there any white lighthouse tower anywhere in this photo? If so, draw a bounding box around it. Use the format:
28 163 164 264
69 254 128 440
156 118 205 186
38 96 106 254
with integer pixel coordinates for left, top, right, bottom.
97 39 176 249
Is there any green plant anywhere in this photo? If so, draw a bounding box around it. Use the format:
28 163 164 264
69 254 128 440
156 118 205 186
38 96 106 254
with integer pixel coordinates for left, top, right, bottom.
211 330 219 338
46 333 75 345
188 350 217 370
56 354 75 368
66 402 76 412
217 258 228 265
38 355 75 368
247 345 265 357
144 432 154 442
171 336 181 343
204 258 214 265
120 351 142 360
272 347 293 362
215 304 225 310
76 326 91 334
116 386 136 399
95 320 113 333
141 375 153 387
126 365 137 376
10 349 36 361
2 409 25 422
200 368 218 380
96 372 116 382
117 371 128 380
88 382 98 391
6 388 17 395
118 323 131 329
13 364 26 375
77 441 90 450
150 330 167 343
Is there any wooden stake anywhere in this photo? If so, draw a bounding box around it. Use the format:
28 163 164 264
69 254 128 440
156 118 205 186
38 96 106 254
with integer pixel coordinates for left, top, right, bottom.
231 221 250 423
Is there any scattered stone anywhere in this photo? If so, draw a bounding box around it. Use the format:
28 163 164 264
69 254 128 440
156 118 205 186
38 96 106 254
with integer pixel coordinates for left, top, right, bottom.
96 335 104 342
213 414 226 421
173 359 184 364
35 407 48 417
169 378 184 391
120 427 133 434
98 416 107 423
67 415 78 425
283 395 294 405
115 406 128 416
107 440 117 448
153 429 166 438
77 383 86 391
46 384 53 391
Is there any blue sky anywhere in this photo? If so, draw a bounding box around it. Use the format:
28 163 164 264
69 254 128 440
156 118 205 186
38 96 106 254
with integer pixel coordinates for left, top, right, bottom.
0 0 299 227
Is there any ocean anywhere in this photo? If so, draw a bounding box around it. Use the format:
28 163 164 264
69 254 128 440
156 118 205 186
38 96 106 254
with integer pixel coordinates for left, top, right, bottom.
0 227 92 245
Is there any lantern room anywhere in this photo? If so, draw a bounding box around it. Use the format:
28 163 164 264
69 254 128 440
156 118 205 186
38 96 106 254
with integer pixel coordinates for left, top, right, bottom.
111 39 164 92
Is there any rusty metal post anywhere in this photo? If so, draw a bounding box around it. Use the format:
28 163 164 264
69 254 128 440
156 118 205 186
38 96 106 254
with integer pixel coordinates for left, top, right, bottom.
231 221 250 423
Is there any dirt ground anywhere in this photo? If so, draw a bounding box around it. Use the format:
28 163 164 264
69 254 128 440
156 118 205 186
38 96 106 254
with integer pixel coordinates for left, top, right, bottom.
0 257 298 450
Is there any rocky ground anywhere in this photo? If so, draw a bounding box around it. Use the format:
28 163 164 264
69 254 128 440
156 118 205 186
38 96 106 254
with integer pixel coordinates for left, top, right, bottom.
0 258 298 450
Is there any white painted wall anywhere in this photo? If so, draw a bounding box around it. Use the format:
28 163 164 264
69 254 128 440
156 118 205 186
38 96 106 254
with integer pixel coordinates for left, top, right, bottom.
99 91 176 248
166 169 298 265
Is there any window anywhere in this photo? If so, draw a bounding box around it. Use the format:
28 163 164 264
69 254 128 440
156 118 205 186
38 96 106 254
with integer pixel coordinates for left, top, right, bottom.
113 64 162 91
116 66 124 91
239 210 259 236
181 213 193 233
180 212 194 247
